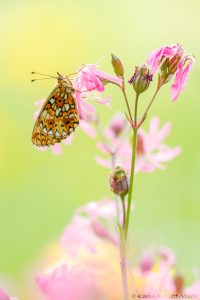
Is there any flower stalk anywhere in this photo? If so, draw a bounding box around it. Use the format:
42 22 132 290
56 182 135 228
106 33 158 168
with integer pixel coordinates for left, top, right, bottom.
118 224 129 300
138 81 162 128
122 83 134 126
121 195 126 229
124 93 139 239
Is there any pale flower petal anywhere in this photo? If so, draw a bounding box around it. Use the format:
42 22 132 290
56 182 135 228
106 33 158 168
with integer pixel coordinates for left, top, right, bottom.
62 134 74 145
51 144 63 155
37 264 102 300
61 199 118 256
96 114 181 174
79 120 96 138
0 288 9 300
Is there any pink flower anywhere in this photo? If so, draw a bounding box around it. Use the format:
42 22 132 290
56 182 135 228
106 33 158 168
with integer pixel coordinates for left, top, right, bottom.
139 246 175 275
105 113 127 139
96 113 129 168
0 288 17 300
139 249 154 273
61 199 118 256
96 116 181 173
147 44 194 101
185 280 200 298
37 264 102 300
135 117 181 173
0 288 9 300
73 64 123 121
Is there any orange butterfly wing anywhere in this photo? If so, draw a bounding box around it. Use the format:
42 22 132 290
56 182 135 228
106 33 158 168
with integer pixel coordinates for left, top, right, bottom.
32 82 79 147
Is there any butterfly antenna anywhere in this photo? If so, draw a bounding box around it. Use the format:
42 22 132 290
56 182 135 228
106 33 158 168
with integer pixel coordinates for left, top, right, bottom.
31 72 58 79
31 77 55 82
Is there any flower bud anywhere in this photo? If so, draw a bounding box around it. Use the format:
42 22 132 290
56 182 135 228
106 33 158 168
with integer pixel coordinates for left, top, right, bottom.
111 54 124 78
109 166 129 197
128 64 153 94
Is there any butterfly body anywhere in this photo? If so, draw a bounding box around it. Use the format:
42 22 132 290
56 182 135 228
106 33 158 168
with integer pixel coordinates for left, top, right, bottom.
32 77 79 147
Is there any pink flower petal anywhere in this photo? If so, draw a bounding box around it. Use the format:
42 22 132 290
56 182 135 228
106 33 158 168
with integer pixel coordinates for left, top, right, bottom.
95 156 112 168
79 120 96 138
0 288 9 300
37 264 102 300
61 216 97 255
96 142 110 154
171 58 194 101
34 98 45 107
63 134 74 145
51 144 63 155
186 280 200 297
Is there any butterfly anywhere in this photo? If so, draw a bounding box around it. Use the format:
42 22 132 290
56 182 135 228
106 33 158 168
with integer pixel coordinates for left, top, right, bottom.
32 73 79 147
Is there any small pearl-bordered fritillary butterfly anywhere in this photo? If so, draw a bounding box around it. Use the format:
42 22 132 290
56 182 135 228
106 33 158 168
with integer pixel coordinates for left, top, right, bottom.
32 72 79 147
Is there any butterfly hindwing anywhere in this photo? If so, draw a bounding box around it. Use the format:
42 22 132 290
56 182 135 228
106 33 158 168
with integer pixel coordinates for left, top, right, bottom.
32 80 79 147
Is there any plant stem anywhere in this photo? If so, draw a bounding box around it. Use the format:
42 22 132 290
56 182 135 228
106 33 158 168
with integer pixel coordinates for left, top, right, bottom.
121 195 126 230
120 255 129 300
137 84 161 128
122 84 134 125
125 93 139 240
118 225 129 300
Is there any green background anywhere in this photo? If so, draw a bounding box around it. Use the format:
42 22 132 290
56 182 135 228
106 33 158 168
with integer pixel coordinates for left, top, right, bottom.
0 0 199 297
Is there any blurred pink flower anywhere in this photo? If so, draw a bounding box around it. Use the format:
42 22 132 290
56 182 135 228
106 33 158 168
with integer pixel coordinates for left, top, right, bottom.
135 117 181 173
0 288 17 300
139 249 154 273
35 196 199 300
159 245 176 268
37 264 102 300
185 280 200 298
136 246 200 299
0 288 9 300
96 116 181 173
96 113 129 168
105 113 127 139
139 246 175 274
61 199 118 256
147 44 194 101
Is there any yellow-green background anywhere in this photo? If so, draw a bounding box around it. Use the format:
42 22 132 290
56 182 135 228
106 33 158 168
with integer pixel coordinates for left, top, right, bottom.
0 0 200 297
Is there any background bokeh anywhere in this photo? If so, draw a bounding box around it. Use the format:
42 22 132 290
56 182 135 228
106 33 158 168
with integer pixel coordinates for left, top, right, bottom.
0 0 200 298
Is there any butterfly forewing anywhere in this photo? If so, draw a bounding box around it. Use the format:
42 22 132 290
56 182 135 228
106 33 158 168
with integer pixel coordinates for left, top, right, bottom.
32 79 79 146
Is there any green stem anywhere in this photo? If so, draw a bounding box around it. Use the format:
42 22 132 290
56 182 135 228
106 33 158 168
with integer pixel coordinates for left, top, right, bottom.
124 93 139 240
122 83 134 125
138 83 161 128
